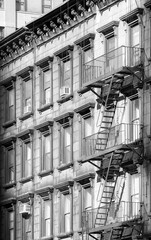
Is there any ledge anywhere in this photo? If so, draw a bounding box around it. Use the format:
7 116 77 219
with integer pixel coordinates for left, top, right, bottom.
0 197 16 207
57 94 73 105
35 121 53 132
38 169 53 178
35 56 53 68
37 103 53 113
74 172 95 185
2 119 16 128
57 231 73 239
55 180 74 192
35 186 53 197
19 175 34 184
57 162 73 171
19 111 33 121
18 192 34 202
3 181 16 189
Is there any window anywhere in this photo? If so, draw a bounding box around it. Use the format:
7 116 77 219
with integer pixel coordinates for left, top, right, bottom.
16 0 26 11
55 181 73 235
54 45 74 103
54 112 74 170
0 199 16 240
42 0 52 13
1 137 16 188
17 66 33 121
17 129 33 183
1 77 16 128
74 33 95 88
0 0 4 8
35 121 53 177
74 173 95 229
131 24 140 65
36 56 53 112
130 97 140 141
0 27 4 40
18 193 33 240
74 102 95 157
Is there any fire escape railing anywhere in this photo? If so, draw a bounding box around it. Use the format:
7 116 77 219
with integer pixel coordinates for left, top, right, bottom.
82 123 142 157
83 45 144 87
82 201 145 230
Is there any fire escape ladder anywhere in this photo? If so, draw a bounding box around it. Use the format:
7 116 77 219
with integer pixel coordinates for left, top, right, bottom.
109 227 124 240
95 74 124 151
95 151 124 227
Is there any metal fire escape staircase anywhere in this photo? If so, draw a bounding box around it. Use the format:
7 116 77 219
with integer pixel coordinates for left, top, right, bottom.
94 74 124 151
95 151 125 227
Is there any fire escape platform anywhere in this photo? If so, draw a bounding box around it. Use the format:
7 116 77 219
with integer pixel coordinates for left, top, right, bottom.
81 142 141 163
88 217 142 235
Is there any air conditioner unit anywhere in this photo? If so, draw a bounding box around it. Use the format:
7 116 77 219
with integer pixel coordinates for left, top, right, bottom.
60 86 70 97
24 105 31 114
19 203 31 215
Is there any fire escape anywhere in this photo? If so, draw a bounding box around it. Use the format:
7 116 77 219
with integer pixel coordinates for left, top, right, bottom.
81 44 144 240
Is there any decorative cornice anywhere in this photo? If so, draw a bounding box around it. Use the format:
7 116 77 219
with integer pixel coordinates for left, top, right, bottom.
17 129 34 139
17 192 34 203
0 76 16 86
120 8 144 24
0 198 16 207
55 180 74 192
54 45 74 57
97 21 119 35
74 33 95 46
74 172 95 185
35 186 53 197
0 136 16 146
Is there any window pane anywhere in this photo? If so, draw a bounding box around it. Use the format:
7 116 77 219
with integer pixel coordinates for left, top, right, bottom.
24 80 32 104
42 0 52 13
42 200 51 237
84 117 92 137
64 60 70 86
25 143 32 176
64 194 70 232
84 187 92 210
64 127 71 163
9 212 14 240
8 149 14 182
43 135 51 170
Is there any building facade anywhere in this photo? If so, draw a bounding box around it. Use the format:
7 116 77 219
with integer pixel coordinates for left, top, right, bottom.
0 0 151 239
0 0 67 39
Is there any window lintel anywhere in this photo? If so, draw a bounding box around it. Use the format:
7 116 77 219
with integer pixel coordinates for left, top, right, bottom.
0 76 16 87
55 180 74 192
74 102 95 116
35 186 53 198
54 45 74 58
54 112 74 124
16 66 33 78
74 33 95 47
17 192 34 203
0 198 16 208
0 136 16 147
35 121 53 133
97 21 119 36
17 129 33 141
120 8 143 25
35 56 53 69
74 172 95 186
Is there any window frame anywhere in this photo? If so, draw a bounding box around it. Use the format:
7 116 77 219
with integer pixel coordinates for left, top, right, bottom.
74 173 95 230
74 102 95 158
1 136 16 188
55 181 73 236
1 76 16 128
36 56 53 112
35 121 53 177
0 0 4 9
36 187 53 238
17 66 33 121
17 129 34 183
18 193 34 240
54 45 74 104
74 33 95 91
54 112 74 170
1 199 16 240
42 0 52 14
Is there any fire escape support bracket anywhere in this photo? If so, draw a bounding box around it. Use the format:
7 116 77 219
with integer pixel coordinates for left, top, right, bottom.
89 87 102 99
89 233 100 240
89 160 101 169
125 66 143 83
125 144 143 161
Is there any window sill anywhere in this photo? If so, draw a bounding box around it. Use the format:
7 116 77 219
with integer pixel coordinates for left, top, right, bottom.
19 175 33 184
2 119 16 128
37 103 53 113
57 162 73 171
38 169 53 177
3 181 16 189
19 111 33 121
77 87 90 95
57 94 73 104
40 236 53 240
57 231 73 239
